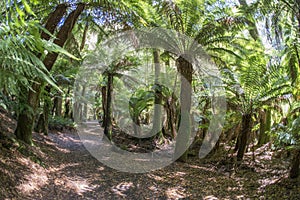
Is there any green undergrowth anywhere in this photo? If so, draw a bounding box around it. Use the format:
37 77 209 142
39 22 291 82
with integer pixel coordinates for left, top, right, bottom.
48 116 76 131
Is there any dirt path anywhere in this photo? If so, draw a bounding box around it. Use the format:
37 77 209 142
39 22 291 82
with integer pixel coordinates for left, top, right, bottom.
1 122 299 199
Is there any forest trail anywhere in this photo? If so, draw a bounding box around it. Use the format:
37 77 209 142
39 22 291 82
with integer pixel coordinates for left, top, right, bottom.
1 123 299 199
1 0 300 199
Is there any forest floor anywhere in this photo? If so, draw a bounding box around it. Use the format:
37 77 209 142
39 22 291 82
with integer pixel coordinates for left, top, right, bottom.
0 108 300 199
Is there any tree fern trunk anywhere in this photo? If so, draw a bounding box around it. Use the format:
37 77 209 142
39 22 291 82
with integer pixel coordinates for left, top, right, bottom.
174 55 193 162
80 84 87 121
104 74 113 140
64 87 71 118
35 86 51 135
80 21 89 51
54 93 63 117
289 149 300 179
15 84 41 145
15 113 35 145
258 109 271 146
237 113 252 162
152 49 163 138
166 93 177 138
101 85 107 127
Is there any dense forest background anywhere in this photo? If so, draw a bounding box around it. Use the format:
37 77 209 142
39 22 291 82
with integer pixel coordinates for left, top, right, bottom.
0 0 299 199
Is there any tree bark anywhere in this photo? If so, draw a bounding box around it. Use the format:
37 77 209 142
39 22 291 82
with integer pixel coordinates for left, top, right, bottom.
79 84 87 121
101 85 107 127
165 93 177 138
289 149 300 179
43 3 85 71
104 74 113 140
35 86 51 135
35 113 44 132
258 109 271 146
152 49 163 138
15 4 85 144
164 70 178 139
237 113 252 162
53 92 63 117
133 116 141 136
15 83 42 145
43 92 51 135
64 87 71 118
174 55 193 162
41 4 68 40
83 102 88 121
80 21 89 51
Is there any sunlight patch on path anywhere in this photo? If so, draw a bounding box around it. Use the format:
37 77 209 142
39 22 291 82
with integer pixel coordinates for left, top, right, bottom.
16 158 48 195
111 181 134 197
165 186 187 199
54 175 96 196
48 162 97 196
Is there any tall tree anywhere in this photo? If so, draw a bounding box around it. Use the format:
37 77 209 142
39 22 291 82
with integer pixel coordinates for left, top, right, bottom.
223 47 291 161
15 3 85 144
152 49 164 139
154 0 247 162
258 0 300 177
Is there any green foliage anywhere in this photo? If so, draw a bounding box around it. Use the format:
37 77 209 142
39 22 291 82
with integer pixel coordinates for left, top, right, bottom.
271 124 292 147
258 0 300 86
271 100 300 149
223 45 291 114
0 1 79 96
0 92 16 112
0 23 54 93
128 84 174 121
271 119 300 149
48 116 76 131
129 87 154 120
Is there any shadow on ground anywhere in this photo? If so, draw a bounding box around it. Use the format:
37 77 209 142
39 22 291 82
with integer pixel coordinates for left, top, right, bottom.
0 120 299 199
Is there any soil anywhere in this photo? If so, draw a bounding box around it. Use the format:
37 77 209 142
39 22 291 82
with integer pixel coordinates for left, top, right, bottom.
0 108 299 199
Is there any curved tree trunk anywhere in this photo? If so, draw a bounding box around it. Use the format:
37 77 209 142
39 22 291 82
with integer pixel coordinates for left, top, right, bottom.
15 4 85 144
174 55 193 162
